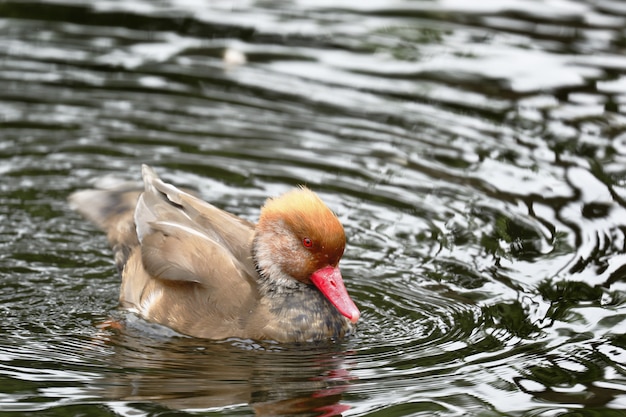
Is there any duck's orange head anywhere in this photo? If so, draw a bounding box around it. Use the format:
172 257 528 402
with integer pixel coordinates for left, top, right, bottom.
254 187 359 323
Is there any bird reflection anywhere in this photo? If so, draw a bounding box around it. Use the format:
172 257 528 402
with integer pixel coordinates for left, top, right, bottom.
89 320 356 416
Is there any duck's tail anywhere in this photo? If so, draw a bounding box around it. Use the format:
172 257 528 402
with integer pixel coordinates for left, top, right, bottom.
69 177 142 274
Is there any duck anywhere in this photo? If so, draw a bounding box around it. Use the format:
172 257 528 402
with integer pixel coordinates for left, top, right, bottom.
69 165 360 343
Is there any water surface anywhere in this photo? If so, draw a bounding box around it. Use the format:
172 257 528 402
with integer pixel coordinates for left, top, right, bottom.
1 0 626 416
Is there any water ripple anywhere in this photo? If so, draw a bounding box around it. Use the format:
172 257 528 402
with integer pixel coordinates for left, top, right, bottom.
2 0 626 415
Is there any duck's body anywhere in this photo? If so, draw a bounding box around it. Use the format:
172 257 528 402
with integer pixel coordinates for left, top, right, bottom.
69 165 359 342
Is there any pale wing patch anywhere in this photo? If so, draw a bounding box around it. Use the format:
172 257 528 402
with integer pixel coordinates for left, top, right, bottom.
140 288 163 317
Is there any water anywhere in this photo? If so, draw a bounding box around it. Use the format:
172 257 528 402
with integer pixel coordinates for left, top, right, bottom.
1 0 626 415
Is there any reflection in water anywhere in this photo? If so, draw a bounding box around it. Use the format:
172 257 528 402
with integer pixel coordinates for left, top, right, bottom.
92 324 355 416
1 0 626 415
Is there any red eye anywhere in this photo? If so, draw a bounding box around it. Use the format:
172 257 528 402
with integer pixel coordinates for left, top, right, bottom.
302 237 313 248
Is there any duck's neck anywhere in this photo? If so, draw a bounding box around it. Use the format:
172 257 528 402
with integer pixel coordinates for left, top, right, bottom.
251 228 302 292
252 249 303 296
252 244 353 341
261 279 354 341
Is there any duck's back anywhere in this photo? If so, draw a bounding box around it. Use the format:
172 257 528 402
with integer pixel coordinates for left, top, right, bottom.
69 167 269 339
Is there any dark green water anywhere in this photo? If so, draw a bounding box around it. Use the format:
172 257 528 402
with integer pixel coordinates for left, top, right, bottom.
1 0 626 416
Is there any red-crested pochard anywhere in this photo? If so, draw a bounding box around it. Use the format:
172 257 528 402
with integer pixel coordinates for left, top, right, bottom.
69 165 360 342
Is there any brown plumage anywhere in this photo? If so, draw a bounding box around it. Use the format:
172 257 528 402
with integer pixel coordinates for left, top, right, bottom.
69 165 359 342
